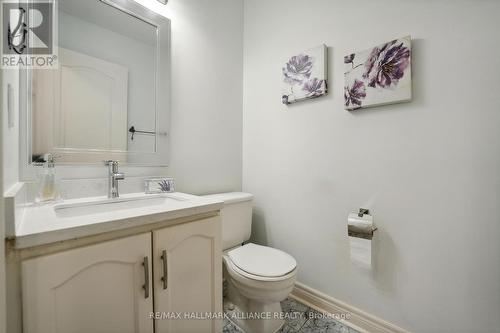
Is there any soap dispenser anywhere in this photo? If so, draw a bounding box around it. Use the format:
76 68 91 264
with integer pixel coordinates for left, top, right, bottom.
36 153 60 203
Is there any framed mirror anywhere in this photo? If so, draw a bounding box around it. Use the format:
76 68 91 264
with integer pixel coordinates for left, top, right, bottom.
22 0 170 167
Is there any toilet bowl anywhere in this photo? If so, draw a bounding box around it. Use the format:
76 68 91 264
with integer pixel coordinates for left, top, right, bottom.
203 193 298 333
223 243 297 333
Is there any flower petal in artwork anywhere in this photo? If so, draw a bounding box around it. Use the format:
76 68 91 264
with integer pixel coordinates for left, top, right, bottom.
344 79 366 109
302 78 326 97
283 69 303 85
344 54 355 64
282 54 314 85
363 40 410 88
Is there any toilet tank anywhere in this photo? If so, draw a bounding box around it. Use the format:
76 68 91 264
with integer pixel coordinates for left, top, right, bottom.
203 192 253 250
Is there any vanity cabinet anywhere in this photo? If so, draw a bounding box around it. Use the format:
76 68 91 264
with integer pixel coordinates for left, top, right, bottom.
22 233 154 333
20 217 222 333
153 217 222 333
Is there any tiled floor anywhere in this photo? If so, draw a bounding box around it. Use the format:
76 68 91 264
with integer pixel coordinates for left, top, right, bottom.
223 298 360 333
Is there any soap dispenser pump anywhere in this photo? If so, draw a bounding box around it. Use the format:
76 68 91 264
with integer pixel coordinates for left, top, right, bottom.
36 153 60 203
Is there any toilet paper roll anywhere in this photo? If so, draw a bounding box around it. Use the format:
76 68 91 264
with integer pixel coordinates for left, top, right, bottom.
349 236 372 269
348 213 376 240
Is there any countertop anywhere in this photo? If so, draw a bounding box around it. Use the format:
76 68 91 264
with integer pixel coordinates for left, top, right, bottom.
11 192 223 250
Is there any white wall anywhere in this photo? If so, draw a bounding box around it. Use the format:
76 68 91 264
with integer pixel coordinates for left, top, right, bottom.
136 0 244 194
242 1 500 332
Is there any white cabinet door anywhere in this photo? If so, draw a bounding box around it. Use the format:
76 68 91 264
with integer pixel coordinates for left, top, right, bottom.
153 217 222 333
22 234 154 333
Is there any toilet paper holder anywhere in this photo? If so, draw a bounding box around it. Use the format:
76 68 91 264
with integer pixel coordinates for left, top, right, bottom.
348 208 377 240
358 208 369 218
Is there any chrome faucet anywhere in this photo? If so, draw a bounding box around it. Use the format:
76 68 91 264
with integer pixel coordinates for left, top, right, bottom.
105 160 125 198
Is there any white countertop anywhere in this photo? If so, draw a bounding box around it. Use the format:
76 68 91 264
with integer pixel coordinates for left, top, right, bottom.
12 192 223 249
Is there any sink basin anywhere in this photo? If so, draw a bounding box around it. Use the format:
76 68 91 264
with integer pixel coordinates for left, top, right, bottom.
54 194 187 218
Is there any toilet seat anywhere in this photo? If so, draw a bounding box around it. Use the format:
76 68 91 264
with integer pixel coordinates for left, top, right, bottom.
223 247 298 333
226 243 297 281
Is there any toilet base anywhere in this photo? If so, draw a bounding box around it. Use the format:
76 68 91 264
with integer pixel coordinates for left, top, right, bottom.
224 274 286 333
222 249 297 333
224 297 285 333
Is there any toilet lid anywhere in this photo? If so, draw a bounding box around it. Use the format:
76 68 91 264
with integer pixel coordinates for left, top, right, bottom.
228 243 297 278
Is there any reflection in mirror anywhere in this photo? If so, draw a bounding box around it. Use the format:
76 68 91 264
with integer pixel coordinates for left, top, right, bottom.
29 0 170 165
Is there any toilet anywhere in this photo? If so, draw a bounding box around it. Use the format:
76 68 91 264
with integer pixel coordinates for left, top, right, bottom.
203 193 298 333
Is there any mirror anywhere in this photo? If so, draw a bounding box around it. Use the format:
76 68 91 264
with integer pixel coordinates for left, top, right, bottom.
26 0 170 165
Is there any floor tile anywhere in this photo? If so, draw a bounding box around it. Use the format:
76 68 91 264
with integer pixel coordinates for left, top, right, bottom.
278 323 299 333
281 298 309 331
223 297 359 333
300 308 350 333
223 318 244 333
282 297 309 313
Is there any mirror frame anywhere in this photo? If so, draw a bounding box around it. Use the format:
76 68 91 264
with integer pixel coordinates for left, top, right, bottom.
20 0 171 173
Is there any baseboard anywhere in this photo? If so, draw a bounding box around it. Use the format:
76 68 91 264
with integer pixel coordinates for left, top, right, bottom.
290 282 411 333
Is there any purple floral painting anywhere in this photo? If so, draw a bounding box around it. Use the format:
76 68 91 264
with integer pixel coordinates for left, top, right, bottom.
344 36 411 111
282 45 327 105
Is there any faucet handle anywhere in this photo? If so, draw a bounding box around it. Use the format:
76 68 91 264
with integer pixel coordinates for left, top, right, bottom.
104 160 119 166
104 160 121 174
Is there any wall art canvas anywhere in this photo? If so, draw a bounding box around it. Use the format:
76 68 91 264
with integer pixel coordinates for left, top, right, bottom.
282 44 328 105
344 36 412 111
